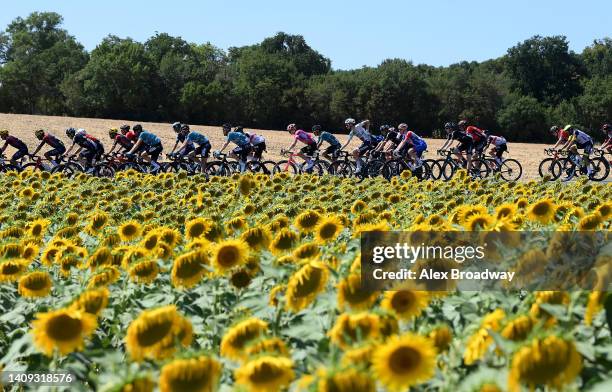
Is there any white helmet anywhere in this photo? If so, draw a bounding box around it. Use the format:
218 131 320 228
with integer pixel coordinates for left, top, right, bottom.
75 128 86 137
344 118 356 125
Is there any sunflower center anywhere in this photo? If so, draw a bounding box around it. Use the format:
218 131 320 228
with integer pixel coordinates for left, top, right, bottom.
249 362 285 383
189 223 206 238
31 224 43 236
46 314 83 341
169 375 210 392
122 224 138 237
532 202 551 216
294 267 323 297
318 223 338 240
23 274 49 290
390 291 415 313
274 233 296 250
389 346 421 374
217 246 240 268
175 257 204 278
136 319 175 347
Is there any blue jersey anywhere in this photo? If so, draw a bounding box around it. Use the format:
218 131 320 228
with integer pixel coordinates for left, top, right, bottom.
187 132 209 145
138 131 161 146
318 131 340 146
176 133 186 143
227 131 249 147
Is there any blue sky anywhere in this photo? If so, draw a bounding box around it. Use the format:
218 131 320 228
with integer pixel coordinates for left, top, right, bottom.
1 0 610 70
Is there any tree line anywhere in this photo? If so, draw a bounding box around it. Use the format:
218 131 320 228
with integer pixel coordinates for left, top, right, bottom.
0 12 611 142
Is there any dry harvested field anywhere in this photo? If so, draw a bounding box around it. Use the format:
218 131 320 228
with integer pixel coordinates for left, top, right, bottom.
1 113 550 179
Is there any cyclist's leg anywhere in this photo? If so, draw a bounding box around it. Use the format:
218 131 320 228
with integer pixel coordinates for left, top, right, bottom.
11 148 28 166
149 144 163 171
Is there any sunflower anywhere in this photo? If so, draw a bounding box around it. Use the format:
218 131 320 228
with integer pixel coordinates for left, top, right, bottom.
140 230 161 252
0 243 24 259
31 308 98 356
87 266 121 289
428 325 453 352
381 290 430 320
87 247 112 270
501 315 534 341
212 239 249 274
160 228 182 248
18 271 53 297
464 309 506 365
235 356 294 392
285 261 329 312
125 305 183 361
336 273 379 311
328 313 380 349
70 288 109 316
464 213 495 231
371 333 436 392
86 212 109 235
294 210 321 233
159 356 222 392
27 218 50 238
315 368 375 392
21 242 40 261
118 376 155 392
270 228 299 255
0 259 29 282
596 201 612 220
315 215 344 243
171 250 209 288
118 221 143 242
240 226 272 251
585 291 605 326
292 242 320 260
508 336 582 392
227 216 247 233
341 344 376 368
245 337 290 358
185 217 211 240
526 198 556 224
577 213 602 231
220 318 269 361
129 260 160 284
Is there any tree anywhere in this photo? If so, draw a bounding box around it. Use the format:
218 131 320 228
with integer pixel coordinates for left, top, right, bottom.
0 12 88 114
505 35 583 105
497 95 548 141
582 38 612 77
577 76 612 134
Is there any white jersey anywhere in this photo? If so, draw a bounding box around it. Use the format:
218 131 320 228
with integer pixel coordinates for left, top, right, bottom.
571 129 592 144
247 133 265 145
350 121 371 142
488 135 506 146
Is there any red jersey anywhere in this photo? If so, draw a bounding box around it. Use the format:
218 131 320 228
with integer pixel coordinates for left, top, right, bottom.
465 126 485 142
126 130 137 141
557 129 570 142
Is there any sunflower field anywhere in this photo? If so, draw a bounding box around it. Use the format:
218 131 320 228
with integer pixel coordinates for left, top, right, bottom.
0 169 611 392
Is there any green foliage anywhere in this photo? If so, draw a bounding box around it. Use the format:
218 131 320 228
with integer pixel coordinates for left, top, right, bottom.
0 12 611 142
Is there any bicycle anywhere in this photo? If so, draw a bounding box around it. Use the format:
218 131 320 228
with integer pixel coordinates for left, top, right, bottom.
19 154 54 173
208 152 240 176
380 152 432 181
116 154 160 175
0 154 20 173
554 149 609 182
435 149 489 180
272 150 303 175
538 149 564 180
50 155 86 177
328 151 357 177
479 150 523 181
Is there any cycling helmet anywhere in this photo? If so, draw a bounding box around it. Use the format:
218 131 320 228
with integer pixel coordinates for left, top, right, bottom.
133 124 143 133
563 124 573 131
602 124 611 131
398 123 408 130
35 129 45 139
0 129 8 137
222 123 232 131
312 125 322 133
458 120 468 127
109 128 119 138
286 123 296 131
234 126 244 133
172 122 181 131
379 125 390 133
120 124 130 132
75 128 86 137
344 118 356 126
444 122 455 129
181 124 190 132
66 127 76 138
549 125 560 133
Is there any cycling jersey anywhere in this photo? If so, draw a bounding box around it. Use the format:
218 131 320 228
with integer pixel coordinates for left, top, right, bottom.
350 121 372 142
85 134 100 143
114 134 133 150
43 134 65 149
557 130 570 142
138 131 162 146
447 130 471 144
295 129 316 145
317 131 340 146
126 130 138 142
186 132 209 145
176 133 187 143
465 126 486 142
247 133 265 145
371 134 384 145
570 129 592 144
2 136 27 151
227 131 250 147
74 134 97 150
488 135 506 146
403 131 425 145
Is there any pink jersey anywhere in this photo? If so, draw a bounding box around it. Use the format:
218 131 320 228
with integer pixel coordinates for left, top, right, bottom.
295 129 316 145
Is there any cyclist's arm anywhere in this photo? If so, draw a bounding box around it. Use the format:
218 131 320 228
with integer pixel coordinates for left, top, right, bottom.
126 139 143 155
287 139 298 152
72 146 83 156
601 138 611 149
218 141 230 153
559 136 574 151
170 141 180 154
316 137 324 149
65 142 77 156
439 135 453 150
340 132 354 150
108 141 118 154
32 141 45 156
394 139 407 154
0 141 7 153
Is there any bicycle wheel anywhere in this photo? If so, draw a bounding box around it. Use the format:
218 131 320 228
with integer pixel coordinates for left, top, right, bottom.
51 163 80 178
206 161 233 176
272 160 298 175
329 160 355 177
0 163 20 173
498 158 522 182
94 163 115 178
364 159 385 178
556 158 577 182
587 157 610 181
21 162 47 173
381 159 405 180
470 159 490 179
422 159 441 180
538 158 558 180
440 160 457 181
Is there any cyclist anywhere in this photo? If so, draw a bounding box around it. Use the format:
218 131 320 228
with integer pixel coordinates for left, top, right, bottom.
549 125 571 151
108 128 134 154
559 124 594 175
168 122 189 155
244 131 267 161
31 129 66 167
312 125 341 161
284 124 317 172
174 124 211 174
483 132 508 166
125 124 164 172
340 118 372 174
439 121 474 169
374 125 401 160
216 124 251 172
0 129 29 164
65 128 101 170
600 124 612 153
393 125 427 166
